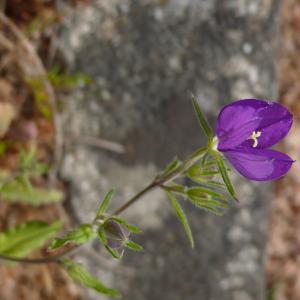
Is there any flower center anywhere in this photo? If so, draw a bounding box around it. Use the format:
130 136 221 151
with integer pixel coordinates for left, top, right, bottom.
251 130 261 148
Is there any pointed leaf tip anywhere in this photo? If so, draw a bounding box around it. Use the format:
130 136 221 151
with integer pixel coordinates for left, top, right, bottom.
96 189 115 216
64 259 120 297
191 96 214 142
166 191 194 248
125 240 144 251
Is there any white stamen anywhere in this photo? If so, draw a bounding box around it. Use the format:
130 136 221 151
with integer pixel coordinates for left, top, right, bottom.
251 131 261 147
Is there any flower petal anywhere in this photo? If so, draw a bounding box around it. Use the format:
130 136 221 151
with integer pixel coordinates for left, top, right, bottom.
216 99 268 150
216 99 293 150
107 238 123 249
223 147 294 181
105 220 130 239
241 102 293 148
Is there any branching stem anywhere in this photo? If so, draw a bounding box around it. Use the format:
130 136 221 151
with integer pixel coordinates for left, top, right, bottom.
0 147 207 264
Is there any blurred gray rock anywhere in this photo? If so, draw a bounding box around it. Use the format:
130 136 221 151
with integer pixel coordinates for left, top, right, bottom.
58 0 280 299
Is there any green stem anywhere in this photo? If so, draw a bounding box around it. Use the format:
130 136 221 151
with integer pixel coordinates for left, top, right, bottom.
113 147 207 215
112 182 157 216
0 147 207 265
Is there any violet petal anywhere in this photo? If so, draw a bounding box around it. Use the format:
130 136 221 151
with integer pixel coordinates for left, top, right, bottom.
104 220 130 239
241 103 293 149
223 147 294 181
107 238 123 249
216 99 292 150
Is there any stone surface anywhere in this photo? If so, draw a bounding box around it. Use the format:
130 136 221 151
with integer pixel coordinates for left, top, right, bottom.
58 0 280 299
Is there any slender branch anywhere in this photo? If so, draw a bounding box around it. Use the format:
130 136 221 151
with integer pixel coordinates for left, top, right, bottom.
113 147 207 215
0 147 207 265
69 135 126 154
112 181 157 216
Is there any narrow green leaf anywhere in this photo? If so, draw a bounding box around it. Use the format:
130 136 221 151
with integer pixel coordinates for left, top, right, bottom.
191 96 213 141
125 240 144 251
194 203 225 216
49 224 97 250
0 179 63 205
199 170 219 177
203 158 218 168
189 197 227 209
166 191 194 248
0 221 62 258
201 180 225 188
64 259 120 297
96 189 115 216
162 184 186 197
214 153 238 201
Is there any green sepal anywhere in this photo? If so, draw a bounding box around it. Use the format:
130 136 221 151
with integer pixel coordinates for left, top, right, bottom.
49 224 97 250
125 240 144 251
187 187 226 201
108 216 143 234
163 184 186 196
194 180 225 188
98 228 108 245
187 159 219 179
193 203 225 216
63 259 120 297
105 245 123 259
200 170 219 177
166 191 194 248
190 197 227 209
98 228 123 259
187 163 202 178
191 96 214 141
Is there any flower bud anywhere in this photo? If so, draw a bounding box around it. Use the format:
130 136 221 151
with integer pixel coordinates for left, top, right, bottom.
102 219 130 249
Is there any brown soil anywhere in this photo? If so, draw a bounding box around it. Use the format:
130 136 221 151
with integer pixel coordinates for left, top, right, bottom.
0 1 83 299
266 1 300 299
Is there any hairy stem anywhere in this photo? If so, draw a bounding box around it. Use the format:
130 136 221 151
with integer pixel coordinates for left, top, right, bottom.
0 147 207 265
112 182 157 216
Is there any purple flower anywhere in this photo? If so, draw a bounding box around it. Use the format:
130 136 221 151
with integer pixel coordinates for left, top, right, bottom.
103 219 130 250
215 99 294 181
